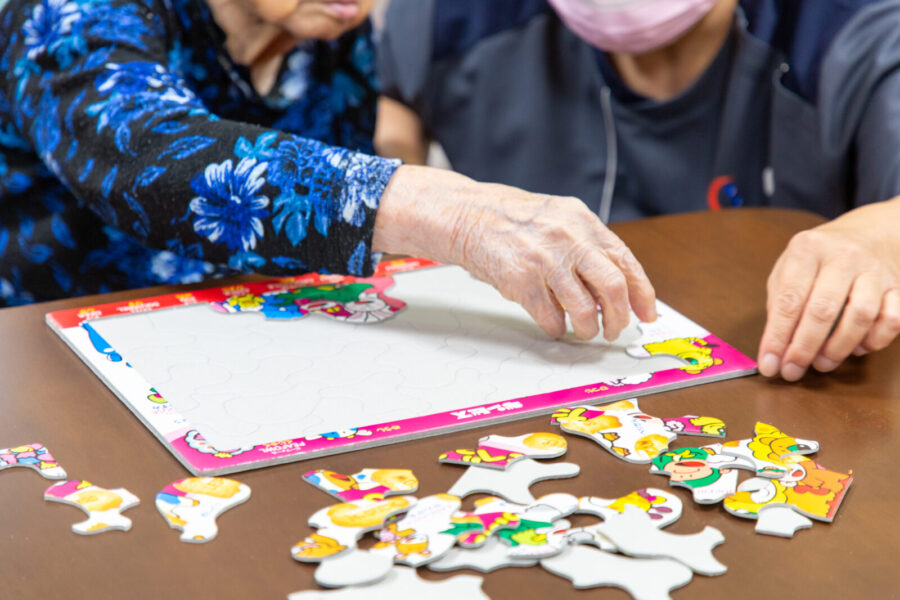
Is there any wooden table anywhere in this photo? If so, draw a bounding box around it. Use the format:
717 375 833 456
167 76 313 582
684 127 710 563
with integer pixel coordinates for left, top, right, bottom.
1 208 896 599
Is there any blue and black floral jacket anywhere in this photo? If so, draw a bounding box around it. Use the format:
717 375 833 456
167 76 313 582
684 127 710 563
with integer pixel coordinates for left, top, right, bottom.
0 0 399 306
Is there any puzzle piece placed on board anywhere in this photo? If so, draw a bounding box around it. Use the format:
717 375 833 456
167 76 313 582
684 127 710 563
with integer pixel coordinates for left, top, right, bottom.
210 277 405 323
720 422 820 478
293 496 418 562
551 400 725 463
0 443 67 479
650 446 757 504
592 505 727 576
370 494 461 566
438 432 568 470
44 480 139 534
302 468 418 502
156 477 251 543
447 457 580 504
723 456 853 537
287 566 491 600
627 336 723 375
540 544 693 599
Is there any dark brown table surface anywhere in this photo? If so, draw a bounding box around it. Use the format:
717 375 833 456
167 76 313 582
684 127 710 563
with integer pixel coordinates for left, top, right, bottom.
1 208 897 599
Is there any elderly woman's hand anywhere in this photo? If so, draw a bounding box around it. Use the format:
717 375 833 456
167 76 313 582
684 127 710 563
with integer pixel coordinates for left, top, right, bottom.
373 166 658 340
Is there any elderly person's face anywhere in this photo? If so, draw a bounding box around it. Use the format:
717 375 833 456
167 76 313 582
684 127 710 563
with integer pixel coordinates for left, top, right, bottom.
246 0 375 40
207 0 375 94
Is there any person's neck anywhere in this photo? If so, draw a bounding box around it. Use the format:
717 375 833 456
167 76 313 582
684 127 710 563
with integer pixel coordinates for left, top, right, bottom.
607 0 738 102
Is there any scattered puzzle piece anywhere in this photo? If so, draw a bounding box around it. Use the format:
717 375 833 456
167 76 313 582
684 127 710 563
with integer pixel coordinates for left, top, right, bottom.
155 477 251 543
210 278 405 323
593 505 727 576
755 505 814 537
541 544 693 598
577 488 682 527
650 446 756 504
429 535 539 572
303 468 418 502
44 480 139 534
294 496 418 588
441 497 523 548
438 432 567 470
371 494 461 566
723 456 853 536
288 566 491 600
312 548 395 588
720 422 819 478
447 458 580 504
0 443 67 479
627 336 723 375
551 400 725 463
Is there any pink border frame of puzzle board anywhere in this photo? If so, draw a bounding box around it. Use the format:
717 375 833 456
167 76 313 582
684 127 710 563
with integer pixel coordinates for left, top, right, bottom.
45 258 758 475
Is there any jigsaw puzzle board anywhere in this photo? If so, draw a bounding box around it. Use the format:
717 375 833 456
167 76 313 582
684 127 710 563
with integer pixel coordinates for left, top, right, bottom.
46 259 757 475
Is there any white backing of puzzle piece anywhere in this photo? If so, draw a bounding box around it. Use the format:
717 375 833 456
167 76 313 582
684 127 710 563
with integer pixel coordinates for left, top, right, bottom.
288 566 491 600
88 266 698 450
540 544 693 599
314 548 394 588
593 505 727 576
755 505 814 537
447 458 581 504
429 535 539 572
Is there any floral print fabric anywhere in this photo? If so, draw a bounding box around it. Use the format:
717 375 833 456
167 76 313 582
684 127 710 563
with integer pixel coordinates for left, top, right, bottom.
0 0 399 306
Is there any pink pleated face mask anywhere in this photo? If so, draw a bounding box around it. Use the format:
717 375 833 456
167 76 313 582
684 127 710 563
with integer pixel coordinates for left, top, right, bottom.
548 0 719 54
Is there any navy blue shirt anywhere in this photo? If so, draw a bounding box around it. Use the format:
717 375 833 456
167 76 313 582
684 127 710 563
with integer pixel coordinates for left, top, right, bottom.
380 0 900 223
0 0 399 306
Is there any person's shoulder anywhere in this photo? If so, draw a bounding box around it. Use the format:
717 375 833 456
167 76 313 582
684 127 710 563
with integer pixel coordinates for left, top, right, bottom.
428 0 551 61
740 0 889 102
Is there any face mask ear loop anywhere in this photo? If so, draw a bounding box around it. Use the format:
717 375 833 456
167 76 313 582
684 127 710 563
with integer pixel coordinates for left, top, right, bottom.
599 86 617 224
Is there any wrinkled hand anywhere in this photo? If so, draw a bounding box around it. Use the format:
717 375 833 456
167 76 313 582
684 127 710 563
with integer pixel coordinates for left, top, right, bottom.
758 199 900 381
374 166 657 340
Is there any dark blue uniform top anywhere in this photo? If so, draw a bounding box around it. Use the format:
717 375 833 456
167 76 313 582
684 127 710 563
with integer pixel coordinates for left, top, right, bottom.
380 0 900 223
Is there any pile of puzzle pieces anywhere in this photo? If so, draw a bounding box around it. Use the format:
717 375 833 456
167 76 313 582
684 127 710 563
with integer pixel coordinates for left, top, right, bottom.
550 399 854 537
290 431 728 600
1 443 251 542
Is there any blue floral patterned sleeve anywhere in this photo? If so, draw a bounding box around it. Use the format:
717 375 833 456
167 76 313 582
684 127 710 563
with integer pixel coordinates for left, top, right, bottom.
0 0 400 306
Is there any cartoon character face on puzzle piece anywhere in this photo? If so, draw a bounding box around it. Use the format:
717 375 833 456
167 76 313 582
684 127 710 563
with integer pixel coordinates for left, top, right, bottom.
156 477 251 543
292 533 349 561
631 337 723 375
174 477 243 499
326 497 414 529
45 480 139 535
662 416 727 437
369 469 418 492
722 422 820 477
522 432 568 452
653 447 731 488
779 457 853 521
634 434 670 458
342 292 398 323
183 430 254 459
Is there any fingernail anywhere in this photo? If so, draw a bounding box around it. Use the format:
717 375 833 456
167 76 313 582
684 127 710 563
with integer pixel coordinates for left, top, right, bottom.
853 345 869 357
781 363 806 382
758 353 779 377
813 355 839 372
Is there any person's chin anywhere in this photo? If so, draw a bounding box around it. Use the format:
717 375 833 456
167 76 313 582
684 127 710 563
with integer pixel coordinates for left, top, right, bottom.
288 7 366 40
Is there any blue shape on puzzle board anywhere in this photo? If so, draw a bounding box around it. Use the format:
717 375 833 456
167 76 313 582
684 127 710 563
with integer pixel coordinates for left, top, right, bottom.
81 322 123 362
